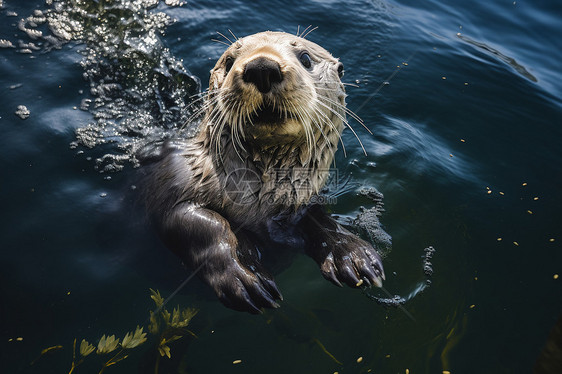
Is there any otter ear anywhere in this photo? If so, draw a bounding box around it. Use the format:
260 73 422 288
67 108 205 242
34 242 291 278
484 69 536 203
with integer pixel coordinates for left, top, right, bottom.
336 62 344 78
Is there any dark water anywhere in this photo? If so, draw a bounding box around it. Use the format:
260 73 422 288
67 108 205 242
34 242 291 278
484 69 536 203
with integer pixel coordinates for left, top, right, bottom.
1 0 561 373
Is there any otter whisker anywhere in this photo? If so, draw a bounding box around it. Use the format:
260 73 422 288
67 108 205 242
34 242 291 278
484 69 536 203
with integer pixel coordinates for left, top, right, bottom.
182 89 225 128
297 24 312 38
208 91 236 164
315 99 367 156
216 31 233 45
232 100 247 160
320 80 360 88
211 38 231 47
288 99 316 163
228 29 239 41
318 95 372 135
309 102 346 158
308 116 330 161
300 25 318 40
302 98 333 154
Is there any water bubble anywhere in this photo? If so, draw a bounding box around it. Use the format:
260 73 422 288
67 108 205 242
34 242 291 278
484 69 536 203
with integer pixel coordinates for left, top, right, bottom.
15 105 30 120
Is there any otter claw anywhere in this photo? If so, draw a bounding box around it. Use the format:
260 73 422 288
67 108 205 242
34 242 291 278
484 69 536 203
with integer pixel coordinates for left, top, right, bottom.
257 273 284 301
320 254 343 287
339 264 361 287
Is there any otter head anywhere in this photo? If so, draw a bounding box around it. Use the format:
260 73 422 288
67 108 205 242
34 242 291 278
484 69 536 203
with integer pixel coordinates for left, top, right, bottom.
205 31 347 168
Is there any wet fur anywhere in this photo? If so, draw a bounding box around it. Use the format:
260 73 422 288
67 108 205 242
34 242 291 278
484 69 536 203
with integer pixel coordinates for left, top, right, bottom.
141 31 385 313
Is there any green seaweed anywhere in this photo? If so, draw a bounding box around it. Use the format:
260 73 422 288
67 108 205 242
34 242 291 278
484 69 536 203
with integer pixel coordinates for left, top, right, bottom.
33 289 197 373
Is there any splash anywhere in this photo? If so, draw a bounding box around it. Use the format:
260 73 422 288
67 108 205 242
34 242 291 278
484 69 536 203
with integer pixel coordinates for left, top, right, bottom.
365 245 436 307
12 0 200 172
354 186 392 257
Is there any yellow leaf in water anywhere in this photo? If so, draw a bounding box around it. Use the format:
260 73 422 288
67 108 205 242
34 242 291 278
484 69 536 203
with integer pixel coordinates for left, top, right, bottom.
162 309 171 326
178 308 198 328
97 335 120 354
149 288 164 308
40 345 63 355
122 326 147 349
171 306 180 327
158 344 171 358
148 311 159 335
79 339 95 356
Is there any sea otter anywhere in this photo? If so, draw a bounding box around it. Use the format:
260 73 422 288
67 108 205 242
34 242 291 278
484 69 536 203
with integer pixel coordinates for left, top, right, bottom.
141 31 385 313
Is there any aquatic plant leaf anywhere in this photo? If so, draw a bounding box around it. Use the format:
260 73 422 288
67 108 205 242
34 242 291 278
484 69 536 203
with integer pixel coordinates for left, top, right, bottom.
31 345 64 365
122 326 147 349
97 334 120 354
158 344 171 358
163 335 183 345
106 354 128 366
148 311 160 335
41 345 64 355
161 308 171 326
181 308 198 327
149 288 164 308
79 339 95 356
171 306 180 327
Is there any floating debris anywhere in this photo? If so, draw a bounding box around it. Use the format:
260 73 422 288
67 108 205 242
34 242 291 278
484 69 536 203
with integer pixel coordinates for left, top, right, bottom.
232 359 242 364
513 241 519 246
15 105 30 119
0 39 14 48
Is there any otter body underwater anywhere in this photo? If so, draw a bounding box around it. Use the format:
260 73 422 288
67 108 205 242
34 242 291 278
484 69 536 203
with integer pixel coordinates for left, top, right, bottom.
141 31 385 313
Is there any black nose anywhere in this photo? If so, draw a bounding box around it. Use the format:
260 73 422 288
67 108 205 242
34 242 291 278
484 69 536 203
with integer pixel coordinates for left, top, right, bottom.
242 57 283 93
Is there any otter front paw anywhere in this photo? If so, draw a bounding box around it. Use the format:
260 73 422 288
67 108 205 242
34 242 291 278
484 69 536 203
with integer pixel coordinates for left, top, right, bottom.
204 261 283 314
319 236 385 289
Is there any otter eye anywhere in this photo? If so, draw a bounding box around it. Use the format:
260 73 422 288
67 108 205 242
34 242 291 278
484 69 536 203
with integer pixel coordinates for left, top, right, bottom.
225 57 234 73
337 62 344 78
299 52 312 69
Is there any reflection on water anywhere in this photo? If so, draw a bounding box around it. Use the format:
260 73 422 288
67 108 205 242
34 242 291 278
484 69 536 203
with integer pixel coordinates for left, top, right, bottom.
457 32 537 82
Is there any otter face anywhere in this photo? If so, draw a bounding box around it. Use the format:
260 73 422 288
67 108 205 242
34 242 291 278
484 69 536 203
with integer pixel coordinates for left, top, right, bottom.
206 31 346 155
